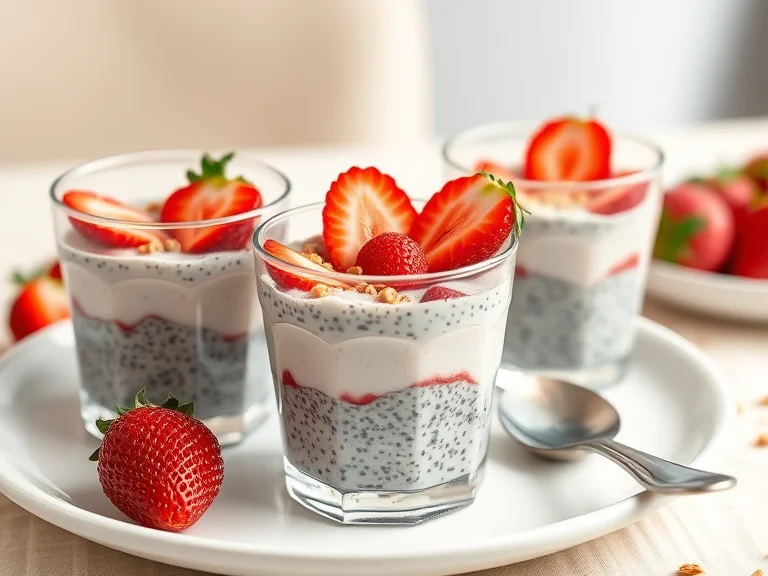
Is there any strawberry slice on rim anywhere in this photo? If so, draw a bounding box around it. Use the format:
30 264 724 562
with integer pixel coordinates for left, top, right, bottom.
160 152 263 253
322 166 417 271
409 173 525 272
524 116 612 181
63 191 168 248
586 169 649 215
263 239 347 291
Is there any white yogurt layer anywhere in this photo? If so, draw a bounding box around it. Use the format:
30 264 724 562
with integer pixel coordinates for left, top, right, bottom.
258 272 512 399
515 189 660 288
58 231 260 336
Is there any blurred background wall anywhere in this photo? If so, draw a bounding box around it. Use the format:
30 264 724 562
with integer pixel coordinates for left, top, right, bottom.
426 0 768 137
0 0 767 164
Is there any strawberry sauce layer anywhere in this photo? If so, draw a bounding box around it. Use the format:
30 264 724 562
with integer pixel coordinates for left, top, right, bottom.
281 370 479 405
71 299 249 341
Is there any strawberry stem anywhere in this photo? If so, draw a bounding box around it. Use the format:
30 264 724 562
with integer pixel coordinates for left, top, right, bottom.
186 152 251 185
88 387 196 461
10 262 53 287
479 171 531 237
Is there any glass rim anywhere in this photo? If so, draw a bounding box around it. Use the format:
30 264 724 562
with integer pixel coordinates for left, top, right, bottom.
253 201 519 286
441 120 665 191
49 148 292 230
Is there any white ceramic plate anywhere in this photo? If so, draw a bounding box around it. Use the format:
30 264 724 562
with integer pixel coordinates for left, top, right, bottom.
0 319 733 576
647 260 768 323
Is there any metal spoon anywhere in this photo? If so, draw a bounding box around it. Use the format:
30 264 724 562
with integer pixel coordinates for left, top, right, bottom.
497 376 736 494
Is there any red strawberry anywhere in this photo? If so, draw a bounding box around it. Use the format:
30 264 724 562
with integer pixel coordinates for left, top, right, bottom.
420 286 467 303
587 169 649 215
409 173 522 272
707 168 760 227
90 388 224 532
263 239 346 291
730 206 768 279
160 152 263 253
48 261 63 281
524 116 612 181
322 167 417 271
63 191 167 248
653 183 735 272
355 232 428 276
8 263 71 341
473 160 518 182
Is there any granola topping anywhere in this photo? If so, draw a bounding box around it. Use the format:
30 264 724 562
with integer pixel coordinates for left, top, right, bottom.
678 564 704 575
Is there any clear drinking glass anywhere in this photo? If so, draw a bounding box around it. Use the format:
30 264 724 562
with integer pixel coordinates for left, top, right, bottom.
253 202 518 524
50 150 290 446
443 121 664 388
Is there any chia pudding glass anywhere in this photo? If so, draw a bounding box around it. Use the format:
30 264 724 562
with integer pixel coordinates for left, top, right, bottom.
49 150 290 445
253 201 519 525
443 121 664 388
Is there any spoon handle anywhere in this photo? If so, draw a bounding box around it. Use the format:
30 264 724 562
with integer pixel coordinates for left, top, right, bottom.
584 438 736 494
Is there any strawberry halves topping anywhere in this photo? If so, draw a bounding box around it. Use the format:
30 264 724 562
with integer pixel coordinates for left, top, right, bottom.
409 173 524 272
263 239 346 291
63 191 167 248
524 116 612 182
160 152 263 253
322 167 417 271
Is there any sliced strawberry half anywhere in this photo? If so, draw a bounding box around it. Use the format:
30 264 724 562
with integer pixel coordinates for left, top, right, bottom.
63 191 168 248
160 152 263 253
587 170 649 215
322 167 417 271
263 240 346 291
524 116 612 181
409 173 519 272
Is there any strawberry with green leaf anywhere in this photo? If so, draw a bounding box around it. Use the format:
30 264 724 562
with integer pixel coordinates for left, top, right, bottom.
653 182 735 272
90 388 224 532
160 152 263 253
408 172 528 272
8 259 70 342
706 166 761 227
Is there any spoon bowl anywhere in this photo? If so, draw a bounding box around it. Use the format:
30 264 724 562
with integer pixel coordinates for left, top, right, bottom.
498 375 737 494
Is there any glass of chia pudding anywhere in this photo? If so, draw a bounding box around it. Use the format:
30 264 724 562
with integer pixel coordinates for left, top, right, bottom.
253 166 523 524
50 150 290 446
443 117 664 388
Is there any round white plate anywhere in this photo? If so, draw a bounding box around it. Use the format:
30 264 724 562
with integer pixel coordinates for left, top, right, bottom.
0 319 733 576
647 260 768 323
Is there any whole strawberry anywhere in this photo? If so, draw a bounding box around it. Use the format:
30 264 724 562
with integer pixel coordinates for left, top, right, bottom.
90 389 224 532
9 259 70 341
355 232 428 276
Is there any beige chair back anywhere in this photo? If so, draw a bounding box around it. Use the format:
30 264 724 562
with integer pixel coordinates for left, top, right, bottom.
0 0 433 164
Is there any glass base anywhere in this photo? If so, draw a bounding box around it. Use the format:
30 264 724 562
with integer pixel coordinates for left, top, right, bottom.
80 390 270 447
283 459 483 525
496 357 630 391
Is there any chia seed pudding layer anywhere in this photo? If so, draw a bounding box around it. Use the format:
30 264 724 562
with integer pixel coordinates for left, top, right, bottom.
503 268 641 370
58 231 269 420
505 193 659 373
281 371 491 491
73 308 268 420
258 272 511 492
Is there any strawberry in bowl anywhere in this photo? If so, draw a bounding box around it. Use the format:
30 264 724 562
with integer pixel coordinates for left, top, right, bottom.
252 166 522 525
441 116 664 388
50 150 290 446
